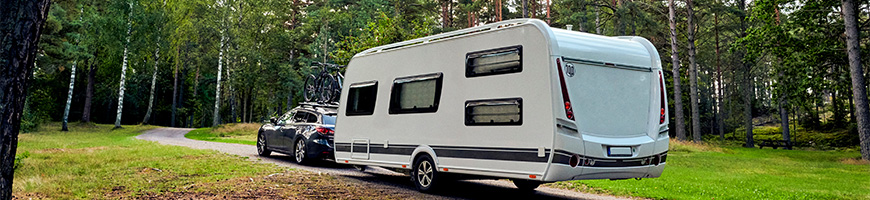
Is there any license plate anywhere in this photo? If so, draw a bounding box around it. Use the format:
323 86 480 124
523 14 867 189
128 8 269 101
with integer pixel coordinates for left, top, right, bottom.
607 147 632 157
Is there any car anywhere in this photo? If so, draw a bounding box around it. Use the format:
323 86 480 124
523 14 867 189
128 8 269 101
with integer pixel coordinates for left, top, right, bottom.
257 102 337 164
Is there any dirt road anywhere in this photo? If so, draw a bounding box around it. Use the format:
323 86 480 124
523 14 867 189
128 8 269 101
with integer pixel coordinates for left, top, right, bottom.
136 128 633 200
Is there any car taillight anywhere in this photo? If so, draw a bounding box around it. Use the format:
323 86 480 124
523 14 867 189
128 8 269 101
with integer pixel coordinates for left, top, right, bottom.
316 127 334 135
659 71 666 124
556 58 574 120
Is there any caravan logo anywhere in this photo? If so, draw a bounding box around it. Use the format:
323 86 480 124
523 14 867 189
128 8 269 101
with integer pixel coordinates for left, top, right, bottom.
566 63 575 77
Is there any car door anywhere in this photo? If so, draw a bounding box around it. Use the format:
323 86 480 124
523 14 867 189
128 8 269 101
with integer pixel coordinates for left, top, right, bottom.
270 111 293 150
283 111 309 148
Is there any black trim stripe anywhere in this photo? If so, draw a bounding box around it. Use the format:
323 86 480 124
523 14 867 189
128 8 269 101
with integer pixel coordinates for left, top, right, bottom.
335 143 668 167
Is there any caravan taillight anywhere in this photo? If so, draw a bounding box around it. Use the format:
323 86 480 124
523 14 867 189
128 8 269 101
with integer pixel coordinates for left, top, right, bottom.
556 58 574 120
659 71 666 124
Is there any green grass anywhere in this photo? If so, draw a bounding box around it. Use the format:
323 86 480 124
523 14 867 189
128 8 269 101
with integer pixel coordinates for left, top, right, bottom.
184 123 259 146
552 140 870 200
13 122 280 199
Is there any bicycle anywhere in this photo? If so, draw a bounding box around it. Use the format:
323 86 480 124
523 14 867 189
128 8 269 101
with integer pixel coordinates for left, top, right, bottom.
303 62 345 103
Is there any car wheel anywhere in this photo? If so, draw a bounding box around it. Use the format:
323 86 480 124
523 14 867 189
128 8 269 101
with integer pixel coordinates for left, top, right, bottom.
512 179 542 191
294 139 308 164
412 154 439 192
257 132 271 156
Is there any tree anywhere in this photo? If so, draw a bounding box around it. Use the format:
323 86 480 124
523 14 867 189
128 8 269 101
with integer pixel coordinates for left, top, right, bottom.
668 0 685 141
0 0 52 198
842 0 870 160
114 1 134 129
687 0 700 142
142 0 166 125
738 0 753 147
62 8 85 131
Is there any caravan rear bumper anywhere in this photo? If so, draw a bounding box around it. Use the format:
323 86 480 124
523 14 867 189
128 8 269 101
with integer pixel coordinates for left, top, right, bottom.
544 151 667 181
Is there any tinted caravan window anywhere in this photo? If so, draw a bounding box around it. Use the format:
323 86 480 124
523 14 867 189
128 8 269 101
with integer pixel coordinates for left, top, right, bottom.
465 98 523 126
346 81 378 116
466 46 522 77
389 73 443 114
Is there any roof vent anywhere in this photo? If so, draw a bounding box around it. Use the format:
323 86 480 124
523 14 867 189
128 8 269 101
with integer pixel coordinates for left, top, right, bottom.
566 24 573 31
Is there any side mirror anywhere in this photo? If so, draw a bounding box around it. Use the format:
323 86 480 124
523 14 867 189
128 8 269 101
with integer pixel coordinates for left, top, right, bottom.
270 117 277 125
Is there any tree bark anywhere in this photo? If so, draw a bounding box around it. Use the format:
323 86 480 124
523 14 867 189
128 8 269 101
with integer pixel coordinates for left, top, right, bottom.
668 0 686 140
522 0 528 18
142 33 160 125
687 0 700 142
213 33 225 127
171 47 179 127
843 0 870 160
63 9 84 131
739 0 753 147
715 13 725 140
780 100 790 144
0 0 51 198
115 2 134 129
62 60 78 131
82 54 97 123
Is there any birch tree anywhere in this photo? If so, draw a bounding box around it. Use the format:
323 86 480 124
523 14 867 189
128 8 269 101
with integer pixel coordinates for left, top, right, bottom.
142 0 166 125
115 1 134 129
62 8 84 131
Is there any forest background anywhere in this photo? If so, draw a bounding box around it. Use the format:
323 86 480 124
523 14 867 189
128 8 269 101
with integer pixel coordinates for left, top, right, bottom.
22 0 870 154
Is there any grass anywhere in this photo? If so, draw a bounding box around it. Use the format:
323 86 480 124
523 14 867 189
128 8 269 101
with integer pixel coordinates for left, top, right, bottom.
12 122 280 199
184 123 260 145
550 139 870 200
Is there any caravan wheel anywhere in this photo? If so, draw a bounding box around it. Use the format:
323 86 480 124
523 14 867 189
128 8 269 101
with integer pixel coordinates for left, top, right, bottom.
412 155 439 192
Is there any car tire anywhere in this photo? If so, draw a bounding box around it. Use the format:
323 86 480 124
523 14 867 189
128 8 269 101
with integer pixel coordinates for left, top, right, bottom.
257 131 271 157
512 179 542 191
293 138 309 164
412 154 439 192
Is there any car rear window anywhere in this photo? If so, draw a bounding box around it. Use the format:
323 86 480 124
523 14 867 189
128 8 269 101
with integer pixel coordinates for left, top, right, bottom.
322 114 337 125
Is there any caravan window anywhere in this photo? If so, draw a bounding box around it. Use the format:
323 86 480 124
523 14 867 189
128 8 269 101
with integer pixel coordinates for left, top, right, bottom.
389 73 443 114
346 81 378 116
466 46 522 77
465 98 523 126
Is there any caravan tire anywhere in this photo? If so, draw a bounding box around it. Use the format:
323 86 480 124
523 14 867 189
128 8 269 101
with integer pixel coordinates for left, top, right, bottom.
412 154 439 192
512 179 542 191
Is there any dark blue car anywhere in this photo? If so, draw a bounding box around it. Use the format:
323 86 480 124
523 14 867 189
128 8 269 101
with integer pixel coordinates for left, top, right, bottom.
257 103 337 164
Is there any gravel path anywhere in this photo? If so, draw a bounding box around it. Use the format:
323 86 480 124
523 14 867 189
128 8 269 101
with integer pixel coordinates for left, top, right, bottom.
137 128 634 200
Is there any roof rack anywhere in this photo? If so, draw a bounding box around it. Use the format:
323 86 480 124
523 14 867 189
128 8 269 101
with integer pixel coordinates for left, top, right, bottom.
299 102 339 109
355 18 540 57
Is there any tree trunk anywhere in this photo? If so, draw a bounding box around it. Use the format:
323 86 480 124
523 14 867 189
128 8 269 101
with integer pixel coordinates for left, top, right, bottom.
715 13 725 140
82 54 97 123
843 0 870 160
780 100 790 144
668 0 686 141
213 33 225 127
171 47 179 127
687 0 700 142
115 2 134 129
62 60 78 131
522 0 528 18
0 0 51 198
63 10 84 131
739 0 753 148
142 34 160 125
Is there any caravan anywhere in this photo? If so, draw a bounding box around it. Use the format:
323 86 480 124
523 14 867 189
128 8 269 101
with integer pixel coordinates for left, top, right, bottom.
334 19 670 191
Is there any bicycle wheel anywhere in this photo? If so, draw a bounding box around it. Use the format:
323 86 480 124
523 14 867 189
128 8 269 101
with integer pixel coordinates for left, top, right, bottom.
319 75 336 102
303 74 318 102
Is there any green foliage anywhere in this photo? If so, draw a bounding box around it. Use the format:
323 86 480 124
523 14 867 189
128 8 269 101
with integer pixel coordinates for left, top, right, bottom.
13 151 30 171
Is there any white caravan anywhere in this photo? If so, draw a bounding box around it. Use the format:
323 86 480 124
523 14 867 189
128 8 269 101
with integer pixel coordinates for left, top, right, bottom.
334 18 670 191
